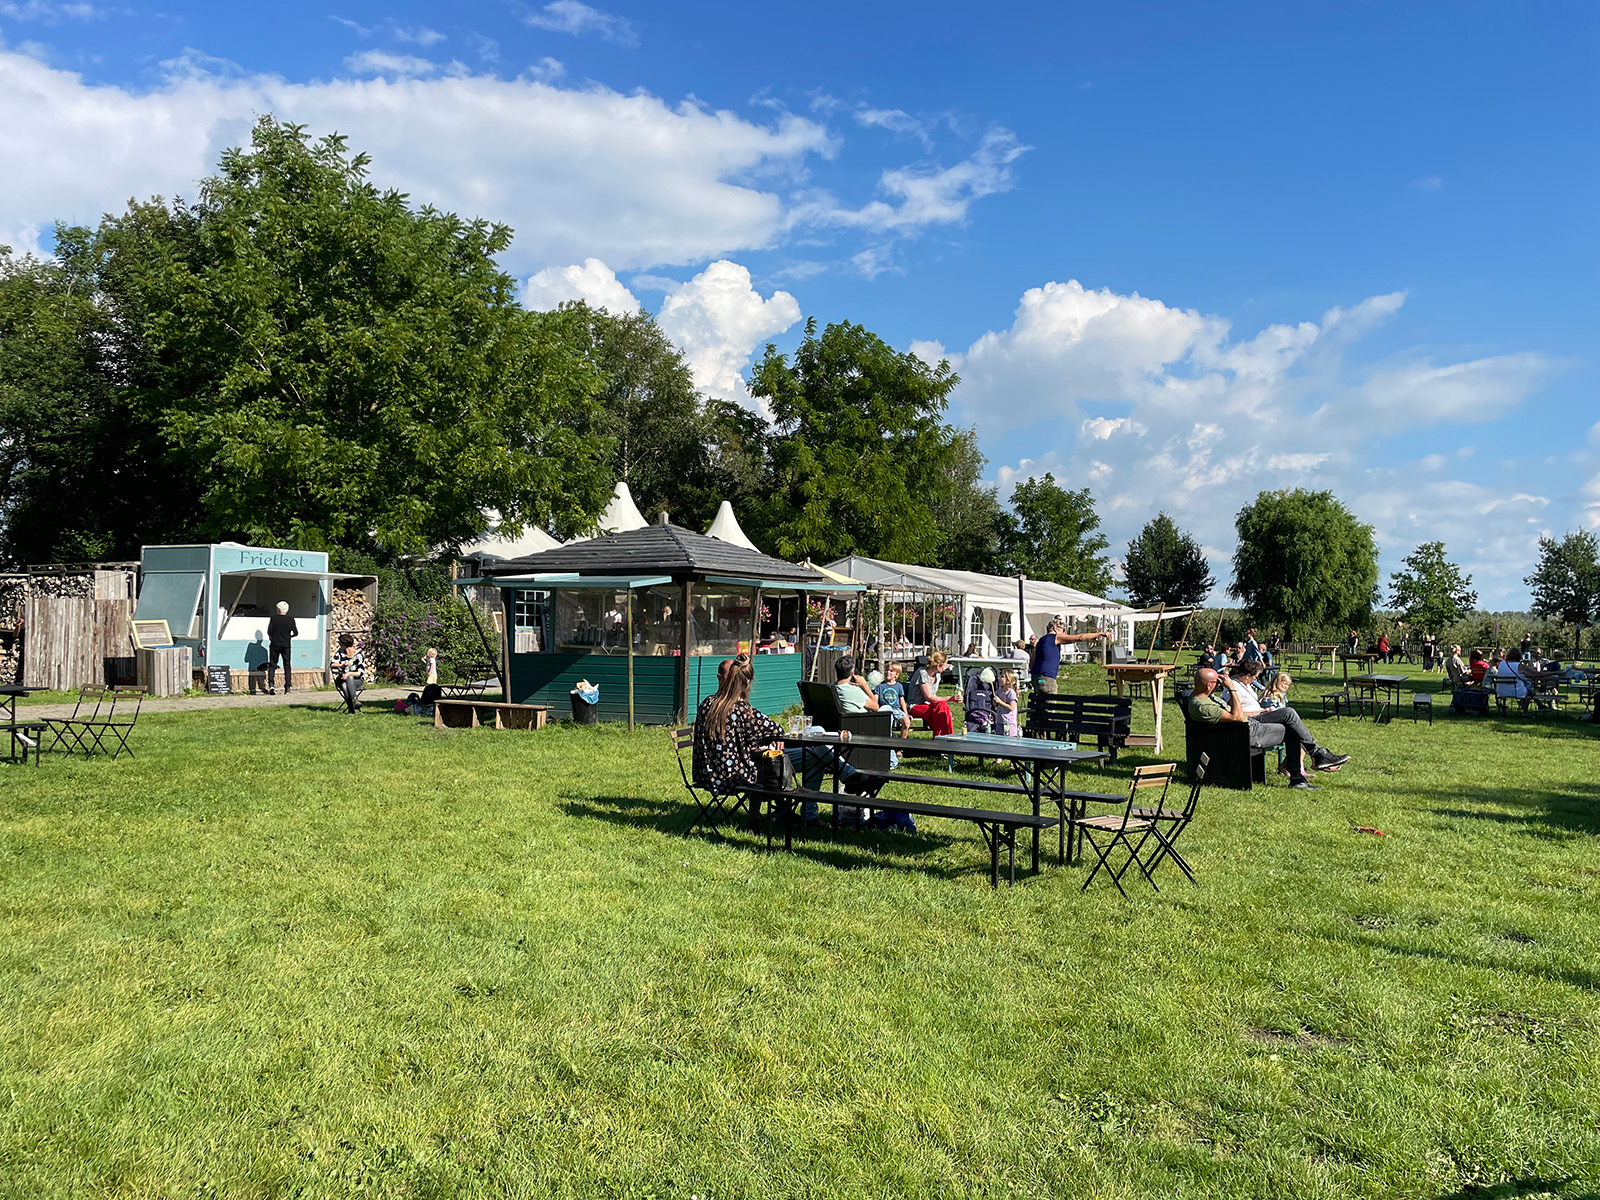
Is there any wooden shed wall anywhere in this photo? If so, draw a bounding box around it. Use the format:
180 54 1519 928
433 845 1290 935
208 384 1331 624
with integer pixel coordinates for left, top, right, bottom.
22 595 135 690
508 652 679 724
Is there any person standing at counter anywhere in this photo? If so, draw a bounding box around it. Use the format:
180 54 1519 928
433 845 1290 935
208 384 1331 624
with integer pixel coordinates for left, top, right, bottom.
265 601 298 695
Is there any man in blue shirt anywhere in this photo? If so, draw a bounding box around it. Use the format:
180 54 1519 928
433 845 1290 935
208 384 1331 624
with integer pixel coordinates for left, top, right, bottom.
1029 618 1110 694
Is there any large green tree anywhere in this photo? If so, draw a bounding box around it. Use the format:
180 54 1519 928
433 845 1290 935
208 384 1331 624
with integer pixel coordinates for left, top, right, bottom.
1122 512 1214 607
1000 473 1112 594
748 318 963 562
1230 489 1378 637
927 428 1007 574
1525 530 1600 654
0 117 612 563
1388 540 1476 632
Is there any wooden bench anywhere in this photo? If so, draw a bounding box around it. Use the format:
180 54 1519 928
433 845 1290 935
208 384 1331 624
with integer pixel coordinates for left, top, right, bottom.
742 784 1058 887
2 720 49 766
1025 693 1134 760
433 699 550 730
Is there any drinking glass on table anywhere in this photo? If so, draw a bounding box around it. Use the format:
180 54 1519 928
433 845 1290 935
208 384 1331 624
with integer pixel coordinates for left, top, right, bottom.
787 715 802 736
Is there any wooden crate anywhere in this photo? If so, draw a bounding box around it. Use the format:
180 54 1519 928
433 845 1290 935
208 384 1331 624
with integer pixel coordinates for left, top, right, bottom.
137 646 193 698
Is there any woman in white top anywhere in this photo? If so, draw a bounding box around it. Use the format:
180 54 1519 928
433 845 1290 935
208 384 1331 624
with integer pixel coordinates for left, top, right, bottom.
1225 660 1266 715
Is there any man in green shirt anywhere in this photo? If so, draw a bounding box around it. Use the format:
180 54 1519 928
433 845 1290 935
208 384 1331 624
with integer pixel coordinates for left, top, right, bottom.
1186 668 1349 790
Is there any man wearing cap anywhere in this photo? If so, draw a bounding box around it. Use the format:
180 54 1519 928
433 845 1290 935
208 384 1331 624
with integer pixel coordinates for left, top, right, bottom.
1029 618 1109 694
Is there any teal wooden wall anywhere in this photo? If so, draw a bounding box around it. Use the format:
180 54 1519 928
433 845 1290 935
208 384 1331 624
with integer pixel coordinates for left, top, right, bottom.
508 650 805 724
508 653 679 724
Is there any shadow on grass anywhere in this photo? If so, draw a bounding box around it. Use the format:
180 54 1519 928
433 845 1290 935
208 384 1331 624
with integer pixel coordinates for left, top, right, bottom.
562 792 1017 885
1428 782 1600 839
1309 926 1600 994
1432 1178 1595 1200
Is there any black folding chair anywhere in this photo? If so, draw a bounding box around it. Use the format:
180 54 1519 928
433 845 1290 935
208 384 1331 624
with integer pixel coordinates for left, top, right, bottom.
50 686 145 759
673 727 752 838
1071 763 1174 896
1135 752 1206 884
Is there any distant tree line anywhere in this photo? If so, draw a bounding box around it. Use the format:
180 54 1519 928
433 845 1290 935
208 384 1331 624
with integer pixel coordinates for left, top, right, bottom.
0 117 1114 594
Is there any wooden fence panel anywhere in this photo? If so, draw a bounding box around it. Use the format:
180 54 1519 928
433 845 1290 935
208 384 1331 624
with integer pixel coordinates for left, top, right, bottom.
22 596 136 690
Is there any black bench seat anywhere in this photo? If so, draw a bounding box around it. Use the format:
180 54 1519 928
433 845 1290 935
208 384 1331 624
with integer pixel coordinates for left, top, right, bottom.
741 783 1058 887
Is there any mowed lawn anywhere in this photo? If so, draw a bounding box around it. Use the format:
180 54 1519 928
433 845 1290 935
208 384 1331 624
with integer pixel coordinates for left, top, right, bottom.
1 664 1597 1199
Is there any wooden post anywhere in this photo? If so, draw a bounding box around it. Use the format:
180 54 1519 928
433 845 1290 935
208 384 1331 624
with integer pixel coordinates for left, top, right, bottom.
678 580 693 723
1017 574 1026 651
876 588 885 674
626 586 635 732
1143 603 1166 664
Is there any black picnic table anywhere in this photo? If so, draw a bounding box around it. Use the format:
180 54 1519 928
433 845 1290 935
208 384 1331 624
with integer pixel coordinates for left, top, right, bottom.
0 685 50 765
1347 673 1409 719
782 730 1108 874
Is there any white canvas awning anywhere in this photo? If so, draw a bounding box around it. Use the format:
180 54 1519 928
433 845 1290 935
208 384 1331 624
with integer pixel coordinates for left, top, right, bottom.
704 500 759 551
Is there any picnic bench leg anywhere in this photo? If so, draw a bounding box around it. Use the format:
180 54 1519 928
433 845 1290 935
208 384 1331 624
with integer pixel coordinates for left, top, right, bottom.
985 822 1000 889
1030 767 1042 875
1150 684 1165 754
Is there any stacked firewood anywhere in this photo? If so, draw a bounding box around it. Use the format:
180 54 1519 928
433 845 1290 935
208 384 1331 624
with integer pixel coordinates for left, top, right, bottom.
329 586 374 632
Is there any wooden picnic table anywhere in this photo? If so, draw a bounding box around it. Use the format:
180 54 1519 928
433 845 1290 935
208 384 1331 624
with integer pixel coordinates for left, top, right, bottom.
783 730 1107 874
1101 662 1179 753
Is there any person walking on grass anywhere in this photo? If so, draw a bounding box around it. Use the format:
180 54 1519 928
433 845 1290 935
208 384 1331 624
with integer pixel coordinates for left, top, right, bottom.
265 601 297 695
1185 667 1350 791
331 633 366 714
1029 618 1109 694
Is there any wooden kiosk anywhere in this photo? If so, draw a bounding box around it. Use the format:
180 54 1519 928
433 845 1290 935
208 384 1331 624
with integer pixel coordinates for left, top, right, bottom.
474 520 860 726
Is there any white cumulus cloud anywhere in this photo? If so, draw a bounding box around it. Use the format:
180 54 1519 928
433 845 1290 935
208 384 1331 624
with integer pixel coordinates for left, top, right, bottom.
656 260 801 407
523 257 639 314
0 47 834 273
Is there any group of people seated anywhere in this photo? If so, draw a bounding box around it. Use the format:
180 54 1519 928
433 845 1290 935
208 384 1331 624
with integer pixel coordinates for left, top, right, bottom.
1184 656 1351 790
1200 627 1275 673
1450 644 1589 699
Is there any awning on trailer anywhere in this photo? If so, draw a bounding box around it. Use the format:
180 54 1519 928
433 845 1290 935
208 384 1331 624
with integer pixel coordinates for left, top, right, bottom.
216 568 342 581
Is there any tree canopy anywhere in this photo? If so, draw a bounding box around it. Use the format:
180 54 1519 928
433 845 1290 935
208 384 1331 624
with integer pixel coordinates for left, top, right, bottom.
1122 512 1214 608
1388 541 1476 632
747 318 964 562
1525 530 1600 651
1230 489 1378 637
1001 473 1112 594
0 117 613 562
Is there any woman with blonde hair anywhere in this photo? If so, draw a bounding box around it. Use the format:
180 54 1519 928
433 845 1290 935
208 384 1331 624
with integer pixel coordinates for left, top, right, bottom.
907 650 954 736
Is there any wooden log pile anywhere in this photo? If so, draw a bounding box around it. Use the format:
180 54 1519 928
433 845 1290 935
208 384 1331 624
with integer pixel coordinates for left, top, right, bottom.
328 584 375 665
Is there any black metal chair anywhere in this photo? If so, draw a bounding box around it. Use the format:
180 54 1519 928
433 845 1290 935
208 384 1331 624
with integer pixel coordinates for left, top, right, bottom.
1070 763 1173 897
673 727 752 839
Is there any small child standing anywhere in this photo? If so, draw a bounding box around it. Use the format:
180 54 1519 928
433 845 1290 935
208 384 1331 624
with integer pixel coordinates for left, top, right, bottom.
874 662 912 735
995 669 1020 736
425 647 439 686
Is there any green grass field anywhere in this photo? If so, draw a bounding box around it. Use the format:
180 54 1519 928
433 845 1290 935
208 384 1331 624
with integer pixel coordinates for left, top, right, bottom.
2 662 1597 1198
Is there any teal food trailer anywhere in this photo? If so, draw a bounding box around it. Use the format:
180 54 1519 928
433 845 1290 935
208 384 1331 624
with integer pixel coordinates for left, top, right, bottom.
135 543 338 688
477 521 861 725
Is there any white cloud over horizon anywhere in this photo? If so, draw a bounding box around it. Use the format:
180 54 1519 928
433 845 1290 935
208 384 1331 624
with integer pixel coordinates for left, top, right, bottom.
523 258 800 409
942 279 1570 607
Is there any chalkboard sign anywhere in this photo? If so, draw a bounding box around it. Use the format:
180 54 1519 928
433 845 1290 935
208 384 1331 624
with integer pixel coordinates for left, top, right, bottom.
205 665 232 694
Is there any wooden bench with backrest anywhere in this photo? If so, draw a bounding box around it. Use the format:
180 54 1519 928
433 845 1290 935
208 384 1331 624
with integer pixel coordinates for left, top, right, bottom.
1174 685 1266 790
797 680 895 772
1025 692 1133 761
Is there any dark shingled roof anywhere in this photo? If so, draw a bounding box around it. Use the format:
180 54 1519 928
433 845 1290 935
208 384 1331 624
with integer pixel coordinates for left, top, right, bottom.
481 522 830 585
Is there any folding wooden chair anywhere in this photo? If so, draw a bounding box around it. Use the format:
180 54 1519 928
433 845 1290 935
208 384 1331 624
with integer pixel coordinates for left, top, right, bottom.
1136 753 1205 884
1071 763 1174 896
673 727 752 838
45 687 112 756
51 686 145 759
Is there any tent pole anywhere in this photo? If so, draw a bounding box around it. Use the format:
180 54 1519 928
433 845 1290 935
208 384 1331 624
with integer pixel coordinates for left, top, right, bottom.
1017 574 1026 651
626 586 635 732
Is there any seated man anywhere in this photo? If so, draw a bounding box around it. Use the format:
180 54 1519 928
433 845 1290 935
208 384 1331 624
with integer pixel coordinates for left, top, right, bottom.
834 655 905 753
1186 667 1349 790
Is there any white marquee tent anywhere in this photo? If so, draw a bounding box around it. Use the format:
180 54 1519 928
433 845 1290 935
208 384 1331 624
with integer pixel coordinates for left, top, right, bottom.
825 555 1138 656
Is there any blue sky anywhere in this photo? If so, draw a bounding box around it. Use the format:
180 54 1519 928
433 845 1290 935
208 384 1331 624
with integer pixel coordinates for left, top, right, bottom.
3 0 1595 606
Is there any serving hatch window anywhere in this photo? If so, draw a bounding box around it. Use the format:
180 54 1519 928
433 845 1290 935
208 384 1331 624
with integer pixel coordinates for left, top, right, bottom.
550 589 629 653
688 586 756 656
